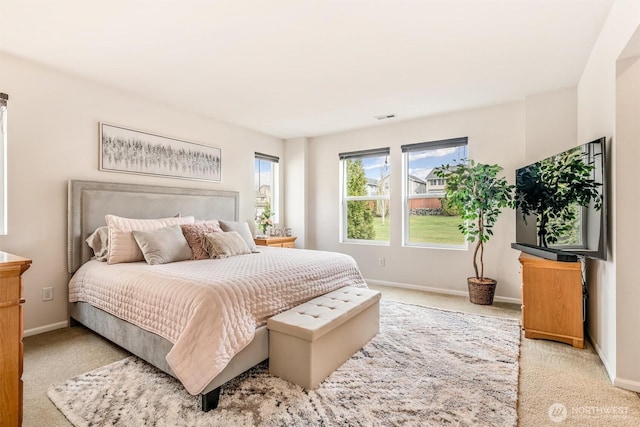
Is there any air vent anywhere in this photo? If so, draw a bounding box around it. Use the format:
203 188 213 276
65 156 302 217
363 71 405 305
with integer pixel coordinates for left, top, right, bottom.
374 114 396 120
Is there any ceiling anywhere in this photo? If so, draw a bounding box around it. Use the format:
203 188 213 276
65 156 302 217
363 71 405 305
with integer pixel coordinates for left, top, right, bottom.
0 1 613 139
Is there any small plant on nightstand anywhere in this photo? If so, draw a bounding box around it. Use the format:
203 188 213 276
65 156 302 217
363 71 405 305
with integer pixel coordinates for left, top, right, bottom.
256 202 275 236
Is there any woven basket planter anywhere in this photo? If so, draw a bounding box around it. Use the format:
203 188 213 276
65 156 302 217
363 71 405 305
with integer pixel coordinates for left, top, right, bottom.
467 277 497 305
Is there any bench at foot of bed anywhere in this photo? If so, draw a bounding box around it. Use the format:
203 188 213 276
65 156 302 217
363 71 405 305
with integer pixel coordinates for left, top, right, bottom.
267 286 381 390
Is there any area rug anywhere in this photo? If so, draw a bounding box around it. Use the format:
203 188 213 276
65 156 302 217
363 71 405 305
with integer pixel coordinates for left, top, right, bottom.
48 300 521 426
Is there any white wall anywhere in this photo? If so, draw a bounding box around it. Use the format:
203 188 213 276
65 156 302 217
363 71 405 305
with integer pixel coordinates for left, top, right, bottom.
284 137 308 248
615 49 640 389
577 0 640 391
308 102 527 301
0 53 283 333
525 87 578 160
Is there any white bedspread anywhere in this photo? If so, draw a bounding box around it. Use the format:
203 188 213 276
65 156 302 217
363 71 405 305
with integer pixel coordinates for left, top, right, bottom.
68 247 367 395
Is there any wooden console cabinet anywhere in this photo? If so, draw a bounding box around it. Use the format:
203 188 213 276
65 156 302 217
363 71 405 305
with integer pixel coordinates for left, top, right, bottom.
254 236 297 248
519 252 584 349
0 252 31 427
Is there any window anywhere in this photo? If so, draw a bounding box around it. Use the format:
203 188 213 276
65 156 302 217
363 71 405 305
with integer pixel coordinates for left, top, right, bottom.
402 137 468 248
339 148 390 244
0 93 7 235
255 152 279 224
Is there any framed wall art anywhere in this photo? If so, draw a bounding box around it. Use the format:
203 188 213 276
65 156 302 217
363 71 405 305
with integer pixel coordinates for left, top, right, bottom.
99 123 221 182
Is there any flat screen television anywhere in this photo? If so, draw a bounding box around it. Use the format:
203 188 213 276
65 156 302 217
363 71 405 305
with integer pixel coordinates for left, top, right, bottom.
512 137 607 262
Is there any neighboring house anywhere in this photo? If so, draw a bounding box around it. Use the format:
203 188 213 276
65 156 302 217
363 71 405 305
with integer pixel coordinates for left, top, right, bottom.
410 173 442 210
375 174 434 210
407 174 426 194
255 185 271 217
256 185 271 207
366 175 391 196
365 178 378 196
425 167 456 194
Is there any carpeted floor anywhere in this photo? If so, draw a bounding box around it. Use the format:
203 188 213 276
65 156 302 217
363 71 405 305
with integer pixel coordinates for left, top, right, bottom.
47 301 520 426
24 285 640 426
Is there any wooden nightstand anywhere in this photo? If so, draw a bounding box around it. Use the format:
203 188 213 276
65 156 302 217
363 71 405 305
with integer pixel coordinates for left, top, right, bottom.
254 236 297 248
0 252 31 427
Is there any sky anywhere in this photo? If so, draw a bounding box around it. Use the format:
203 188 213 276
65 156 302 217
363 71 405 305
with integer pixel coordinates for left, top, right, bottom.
361 145 467 181
253 145 469 186
255 158 275 190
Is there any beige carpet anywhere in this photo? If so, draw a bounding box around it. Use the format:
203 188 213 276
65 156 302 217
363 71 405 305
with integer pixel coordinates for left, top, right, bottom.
24 284 640 426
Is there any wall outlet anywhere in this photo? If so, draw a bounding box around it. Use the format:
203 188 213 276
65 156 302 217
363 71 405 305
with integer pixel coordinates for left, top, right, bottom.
378 257 385 267
42 287 54 301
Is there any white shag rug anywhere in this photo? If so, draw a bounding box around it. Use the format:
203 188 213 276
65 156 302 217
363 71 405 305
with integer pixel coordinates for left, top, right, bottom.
48 300 521 426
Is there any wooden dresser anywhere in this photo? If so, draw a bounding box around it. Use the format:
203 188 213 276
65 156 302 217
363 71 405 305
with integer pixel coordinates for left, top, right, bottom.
253 236 297 248
519 252 583 348
0 252 31 427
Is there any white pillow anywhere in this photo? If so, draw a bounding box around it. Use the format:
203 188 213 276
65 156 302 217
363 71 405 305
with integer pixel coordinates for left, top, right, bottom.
133 225 193 265
218 220 259 252
105 214 195 264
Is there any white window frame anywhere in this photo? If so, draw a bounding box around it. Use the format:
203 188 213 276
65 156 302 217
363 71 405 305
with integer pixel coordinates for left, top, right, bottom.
402 137 468 249
254 152 280 224
339 148 390 245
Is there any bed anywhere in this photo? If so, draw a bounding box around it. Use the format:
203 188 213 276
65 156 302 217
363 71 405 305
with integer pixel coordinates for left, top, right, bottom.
67 180 367 410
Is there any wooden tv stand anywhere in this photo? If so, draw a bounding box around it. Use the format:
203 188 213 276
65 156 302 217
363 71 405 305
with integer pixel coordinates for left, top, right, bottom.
519 252 584 349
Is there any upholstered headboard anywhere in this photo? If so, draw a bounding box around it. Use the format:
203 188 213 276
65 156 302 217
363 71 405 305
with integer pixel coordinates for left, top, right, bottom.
68 180 239 274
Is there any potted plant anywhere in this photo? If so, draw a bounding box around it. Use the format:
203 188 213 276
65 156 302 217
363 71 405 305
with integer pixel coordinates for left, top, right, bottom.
435 160 514 305
256 202 275 237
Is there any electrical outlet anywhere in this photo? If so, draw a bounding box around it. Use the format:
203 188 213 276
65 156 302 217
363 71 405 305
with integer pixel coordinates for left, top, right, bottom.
42 287 54 301
378 257 385 267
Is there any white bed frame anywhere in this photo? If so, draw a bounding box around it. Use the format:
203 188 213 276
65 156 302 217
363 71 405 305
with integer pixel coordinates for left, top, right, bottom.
67 180 268 411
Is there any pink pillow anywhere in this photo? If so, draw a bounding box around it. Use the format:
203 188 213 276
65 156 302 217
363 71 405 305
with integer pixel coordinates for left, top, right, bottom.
181 221 223 260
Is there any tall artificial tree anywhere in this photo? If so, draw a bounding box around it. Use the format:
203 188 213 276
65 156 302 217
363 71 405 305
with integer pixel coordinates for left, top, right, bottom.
435 161 514 281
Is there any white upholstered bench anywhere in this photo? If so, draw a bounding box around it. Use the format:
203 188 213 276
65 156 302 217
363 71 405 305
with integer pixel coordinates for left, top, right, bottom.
267 286 381 389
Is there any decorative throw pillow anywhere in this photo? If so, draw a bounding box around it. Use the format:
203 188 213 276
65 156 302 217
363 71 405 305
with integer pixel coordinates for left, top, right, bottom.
105 214 195 264
85 226 109 261
132 225 193 265
218 220 259 252
202 231 252 259
181 221 223 260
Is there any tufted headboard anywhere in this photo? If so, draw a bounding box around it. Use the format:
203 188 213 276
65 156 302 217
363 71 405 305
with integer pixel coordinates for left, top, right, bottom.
67 180 239 274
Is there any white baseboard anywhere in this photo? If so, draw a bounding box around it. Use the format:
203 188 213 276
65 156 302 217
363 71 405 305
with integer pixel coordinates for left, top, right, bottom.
583 327 640 393
590 326 640 392
587 329 616 385
365 279 522 305
24 320 68 338
614 377 640 393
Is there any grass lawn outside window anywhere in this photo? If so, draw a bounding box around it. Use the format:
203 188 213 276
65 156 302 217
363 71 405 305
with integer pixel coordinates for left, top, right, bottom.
371 215 465 245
